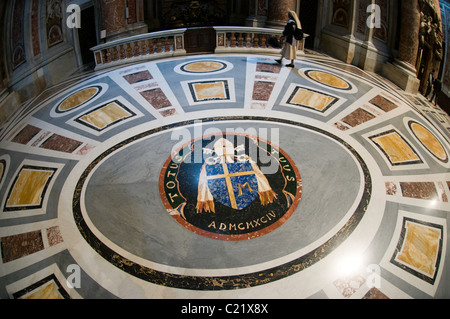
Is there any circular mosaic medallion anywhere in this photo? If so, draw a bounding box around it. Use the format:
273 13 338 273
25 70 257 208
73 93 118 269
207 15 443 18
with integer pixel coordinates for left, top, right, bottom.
159 133 302 241
72 117 372 290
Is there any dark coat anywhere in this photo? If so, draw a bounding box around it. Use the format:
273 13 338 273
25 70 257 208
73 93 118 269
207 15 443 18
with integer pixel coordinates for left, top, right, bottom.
283 20 297 45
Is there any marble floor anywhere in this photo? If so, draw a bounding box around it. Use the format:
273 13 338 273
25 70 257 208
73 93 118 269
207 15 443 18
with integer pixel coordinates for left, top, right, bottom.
0 53 449 299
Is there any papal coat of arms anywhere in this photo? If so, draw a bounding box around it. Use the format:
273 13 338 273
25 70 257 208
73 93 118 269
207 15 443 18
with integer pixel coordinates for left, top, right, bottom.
159 133 302 241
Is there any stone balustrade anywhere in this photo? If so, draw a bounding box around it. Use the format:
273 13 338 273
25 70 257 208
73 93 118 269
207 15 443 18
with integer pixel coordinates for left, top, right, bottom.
91 29 187 70
91 27 306 70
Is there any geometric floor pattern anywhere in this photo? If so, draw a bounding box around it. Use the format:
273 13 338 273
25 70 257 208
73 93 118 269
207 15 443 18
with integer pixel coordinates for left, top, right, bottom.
0 53 449 299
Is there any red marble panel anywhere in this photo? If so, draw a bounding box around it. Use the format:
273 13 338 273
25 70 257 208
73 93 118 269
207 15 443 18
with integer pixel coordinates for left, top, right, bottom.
140 88 172 109
40 134 83 153
1 231 44 263
369 95 398 112
252 81 275 101
363 288 390 299
400 182 438 200
11 125 41 145
46 226 63 246
341 108 376 127
123 70 153 84
256 62 281 74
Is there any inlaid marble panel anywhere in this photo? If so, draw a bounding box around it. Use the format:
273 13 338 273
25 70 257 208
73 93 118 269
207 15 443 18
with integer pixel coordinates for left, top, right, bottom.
408 121 448 162
46 226 63 246
12 274 70 299
57 87 101 113
140 88 172 109
393 219 442 281
252 81 275 101
1 230 44 263
11 125 41 145
341 108 376 127
123 70 153 84
39 134 83 153
192 81 228 101
369 130 422 166
183 79 235 104
305 70 351 90
369 95 398 112
76 101 135 131
333 275 366 298
400 182 439 201
182 61 225 73
4 166 57 211
381 211 447 296
256 62 281 74
286 87 338 112
362 288 389 299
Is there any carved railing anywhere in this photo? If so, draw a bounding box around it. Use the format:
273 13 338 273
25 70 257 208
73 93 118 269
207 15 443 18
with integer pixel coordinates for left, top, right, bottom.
91 29 187 70
91 27 306 70
214 26 286 54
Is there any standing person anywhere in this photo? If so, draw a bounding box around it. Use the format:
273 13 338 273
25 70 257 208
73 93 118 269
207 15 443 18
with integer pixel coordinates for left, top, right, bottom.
429 77 442 105
426 69 435 98
276 10 303 68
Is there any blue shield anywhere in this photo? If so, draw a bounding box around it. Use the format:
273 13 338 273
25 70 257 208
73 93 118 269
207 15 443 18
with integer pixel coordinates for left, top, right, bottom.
206 162 259 210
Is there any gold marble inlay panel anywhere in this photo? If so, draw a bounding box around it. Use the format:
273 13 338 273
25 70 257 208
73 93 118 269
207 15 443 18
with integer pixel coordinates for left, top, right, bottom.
193 82 226 101
291 88 335 111
24 282 64 299
79 102 132 130
59 87 99 112
396 221 441 277
372 131 420 164
411 123 447 161
308 71 350 89
6 169 54 207
184 62 223 73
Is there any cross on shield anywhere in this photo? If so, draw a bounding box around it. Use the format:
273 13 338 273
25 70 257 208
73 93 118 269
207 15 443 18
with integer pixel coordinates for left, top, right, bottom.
206 161 259 210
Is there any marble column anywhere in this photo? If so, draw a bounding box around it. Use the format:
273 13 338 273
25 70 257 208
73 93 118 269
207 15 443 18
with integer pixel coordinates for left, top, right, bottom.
382 0 421 93
266 0 297 29
397 0 421 71
100 0 127 42
246 0 268 27
100 0 148 42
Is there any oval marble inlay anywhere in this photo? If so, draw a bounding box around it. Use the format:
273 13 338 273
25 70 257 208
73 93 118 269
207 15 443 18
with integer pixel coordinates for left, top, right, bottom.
181 61 227 73
409 121 448 162
57 87 101 113
306 70 351 90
